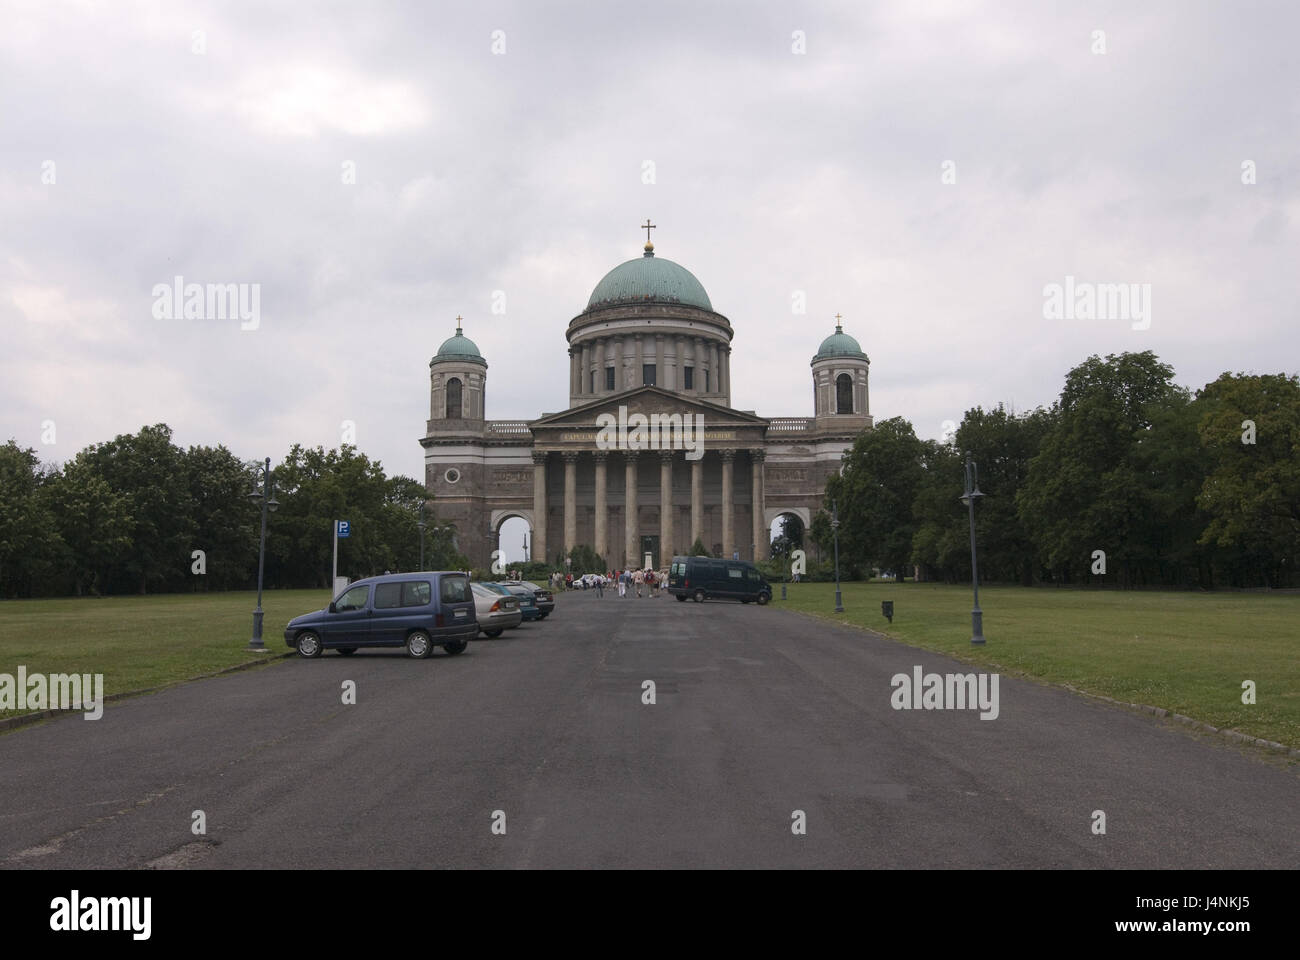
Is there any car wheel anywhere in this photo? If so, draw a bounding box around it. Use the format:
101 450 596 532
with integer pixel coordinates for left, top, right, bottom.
485 629 503 639
296 631 323 659
676 594 687 602
757 592 770 606
537 613 549 620
444 640 468 655
741 598 750 604
337 647 357 656
693 590 705 603
406 630 433 659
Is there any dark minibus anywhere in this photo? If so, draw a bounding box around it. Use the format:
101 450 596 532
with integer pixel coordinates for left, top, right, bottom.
667 556 772 605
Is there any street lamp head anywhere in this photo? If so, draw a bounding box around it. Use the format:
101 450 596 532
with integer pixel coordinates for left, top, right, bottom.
267 495 280 513
247 488 263 503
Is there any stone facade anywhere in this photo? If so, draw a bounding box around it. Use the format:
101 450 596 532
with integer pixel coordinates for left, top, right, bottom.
419 245 872 569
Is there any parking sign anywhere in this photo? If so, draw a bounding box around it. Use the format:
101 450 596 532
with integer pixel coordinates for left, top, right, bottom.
337 520 351 538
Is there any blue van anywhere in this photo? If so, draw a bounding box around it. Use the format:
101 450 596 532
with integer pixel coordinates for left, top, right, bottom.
284 571 478 659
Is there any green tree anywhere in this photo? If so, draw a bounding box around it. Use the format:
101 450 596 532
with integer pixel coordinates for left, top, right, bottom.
1193 372 1300 587
183 444 259 590
1017 352 1184 585
825 416 924 579
0 441 65 597
79 424 194 593
44 455 134 596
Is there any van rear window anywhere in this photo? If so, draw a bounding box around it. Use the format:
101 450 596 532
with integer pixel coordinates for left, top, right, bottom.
402 581 432 607
440 575 469 603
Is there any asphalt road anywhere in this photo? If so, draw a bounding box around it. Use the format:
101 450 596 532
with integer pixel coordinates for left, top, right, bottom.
2 592 1297 869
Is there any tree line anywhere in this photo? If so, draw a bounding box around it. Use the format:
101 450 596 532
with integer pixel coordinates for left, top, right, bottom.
0 424 467 598
810 351 1300 589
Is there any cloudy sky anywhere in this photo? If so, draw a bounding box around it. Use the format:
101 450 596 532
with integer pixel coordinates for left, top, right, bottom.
3 0 1296 482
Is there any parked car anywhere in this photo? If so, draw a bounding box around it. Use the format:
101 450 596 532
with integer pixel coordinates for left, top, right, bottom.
667 556 772 605
471 581 522 637
284 571 477 658
502 580 554 618
496 582 542 621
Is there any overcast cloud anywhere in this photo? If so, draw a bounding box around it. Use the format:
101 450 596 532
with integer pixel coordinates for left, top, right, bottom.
2 0 1297 480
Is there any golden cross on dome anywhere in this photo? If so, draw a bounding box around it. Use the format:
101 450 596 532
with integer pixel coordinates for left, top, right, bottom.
641 219 656 244
834 312 843 329
455 314 463 332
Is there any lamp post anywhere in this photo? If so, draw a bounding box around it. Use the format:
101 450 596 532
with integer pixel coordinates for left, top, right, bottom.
831 499 843 613
246 457 279 651
959 454 985 645
417 503 427 570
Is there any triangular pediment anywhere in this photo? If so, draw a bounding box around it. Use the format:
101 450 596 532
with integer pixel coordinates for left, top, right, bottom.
530 386 769 430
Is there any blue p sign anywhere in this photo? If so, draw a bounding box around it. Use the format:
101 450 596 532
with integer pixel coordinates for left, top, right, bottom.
337 520 351 538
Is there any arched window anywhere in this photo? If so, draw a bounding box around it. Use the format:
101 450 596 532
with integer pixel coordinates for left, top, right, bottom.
446 377 463 419
836 374 853 414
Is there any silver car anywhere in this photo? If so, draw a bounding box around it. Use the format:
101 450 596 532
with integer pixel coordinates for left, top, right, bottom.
471 582 522 637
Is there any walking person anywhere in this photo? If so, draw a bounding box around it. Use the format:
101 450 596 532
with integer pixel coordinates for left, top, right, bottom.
633 568 644 598
595 574 603 598
618 569 627 598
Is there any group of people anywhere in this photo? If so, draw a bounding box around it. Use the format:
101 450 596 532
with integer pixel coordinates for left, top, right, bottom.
547 568 667 598
611 568 665 598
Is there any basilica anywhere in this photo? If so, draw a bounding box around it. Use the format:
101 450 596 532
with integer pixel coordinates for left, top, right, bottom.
419 232 873 570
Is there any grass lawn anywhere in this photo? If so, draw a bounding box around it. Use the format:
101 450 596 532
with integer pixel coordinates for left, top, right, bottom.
0 589 330 721
773 581 1300 750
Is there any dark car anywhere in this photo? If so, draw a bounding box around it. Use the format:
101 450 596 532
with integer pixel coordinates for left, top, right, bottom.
495 582 541 621
667 556 772 605
284 571 477 659
501 580 554 618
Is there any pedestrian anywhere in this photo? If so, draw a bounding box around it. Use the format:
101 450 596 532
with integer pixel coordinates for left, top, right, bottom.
633 568 644 597
618 569 627 598
595 575 603 598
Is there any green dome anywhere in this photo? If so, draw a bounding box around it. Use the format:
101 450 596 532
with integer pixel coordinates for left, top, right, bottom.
433 323 486 366
813 323 867 362
587 249 713 312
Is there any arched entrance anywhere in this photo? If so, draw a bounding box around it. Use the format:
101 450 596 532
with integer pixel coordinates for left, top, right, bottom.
492 510 535 568
766 510 808 561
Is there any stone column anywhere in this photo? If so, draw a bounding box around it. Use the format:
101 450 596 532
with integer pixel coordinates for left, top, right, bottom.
693 337 704 393
654 334 663 388
675 335 686 392
722 348 731 403
634 334 644 387
710 342 720 397
690 456 703 548
720 448 735 559
659 450 673 563
624 452 639 567
750 449 766 561
615 337 625 391
562 452 578 554
597 338 608 393
593 451 608 563
532 451 548 563
580 342 591 396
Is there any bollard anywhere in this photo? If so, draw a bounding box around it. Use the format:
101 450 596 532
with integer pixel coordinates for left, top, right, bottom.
881 600 894 623
781 581 787 600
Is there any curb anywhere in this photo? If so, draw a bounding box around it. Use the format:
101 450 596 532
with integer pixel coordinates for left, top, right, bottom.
1059 685 1300 759
780 605 1300 761
0 651 295 733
